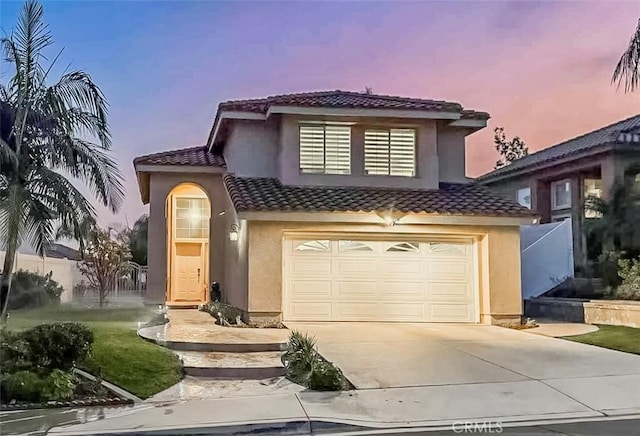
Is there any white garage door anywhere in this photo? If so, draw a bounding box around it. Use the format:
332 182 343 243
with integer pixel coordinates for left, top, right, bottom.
283 237 477 323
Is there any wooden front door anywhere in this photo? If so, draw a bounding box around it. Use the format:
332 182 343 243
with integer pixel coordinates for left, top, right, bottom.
173 242 205 301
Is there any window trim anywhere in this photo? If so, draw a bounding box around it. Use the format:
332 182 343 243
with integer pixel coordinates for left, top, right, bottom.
364 127 417 177
551 179 572 211
516 187 532 209
298 124 351 175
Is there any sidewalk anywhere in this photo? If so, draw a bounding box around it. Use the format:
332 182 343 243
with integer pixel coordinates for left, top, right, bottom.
48 377 640 435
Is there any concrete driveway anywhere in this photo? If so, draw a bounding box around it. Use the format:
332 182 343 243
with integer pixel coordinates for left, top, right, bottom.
286 322 640 415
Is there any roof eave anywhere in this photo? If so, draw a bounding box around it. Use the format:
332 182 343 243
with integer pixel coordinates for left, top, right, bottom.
478 143 617 184
207 106 467 149
235 210 536 226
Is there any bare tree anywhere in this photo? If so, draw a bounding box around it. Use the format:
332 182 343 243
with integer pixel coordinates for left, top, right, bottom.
494 127 528 169
77 227 131 307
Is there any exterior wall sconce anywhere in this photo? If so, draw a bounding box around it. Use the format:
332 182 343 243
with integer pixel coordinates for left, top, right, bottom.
229 224 239 241
376 208 405 227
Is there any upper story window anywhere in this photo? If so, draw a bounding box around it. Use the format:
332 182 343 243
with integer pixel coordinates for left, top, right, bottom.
516 187 532 209
299 125 351 174
551 179 572 210
364 128 416 177
584 178 603 218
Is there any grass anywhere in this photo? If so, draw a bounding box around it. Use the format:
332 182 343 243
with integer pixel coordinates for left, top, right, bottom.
4 305 183 399
566 325 640 355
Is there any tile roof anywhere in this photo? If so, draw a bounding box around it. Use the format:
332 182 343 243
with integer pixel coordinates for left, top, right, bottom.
480 114 640 181
218 90 490 120
223 175 535 217
134 146 226 167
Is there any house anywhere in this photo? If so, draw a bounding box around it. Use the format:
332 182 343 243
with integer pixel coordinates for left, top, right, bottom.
133 90 535 325
479 114 640 269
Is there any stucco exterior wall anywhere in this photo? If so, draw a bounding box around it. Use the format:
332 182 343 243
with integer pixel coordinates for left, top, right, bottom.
146 172 228 304
278 114 440 189
437 127 470 184
224 119 280 177
245 220 523 325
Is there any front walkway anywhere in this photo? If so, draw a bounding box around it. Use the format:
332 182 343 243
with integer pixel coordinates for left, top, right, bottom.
139 309 289 349
527 319 599 337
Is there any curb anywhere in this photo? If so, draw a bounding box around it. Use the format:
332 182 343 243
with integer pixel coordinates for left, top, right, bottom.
49 419 367 435
49 412 640 435
74 368 144 404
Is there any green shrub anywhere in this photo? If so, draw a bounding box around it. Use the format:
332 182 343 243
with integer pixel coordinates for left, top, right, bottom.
308 360 343 391
596 251 624 289
22 322 94 370
0 328 31 373
5 270 64 310
201 301 244 324
1 371 43 402
40 369 78 402
282 331 317 385
282 330 345 391
615 257 640 300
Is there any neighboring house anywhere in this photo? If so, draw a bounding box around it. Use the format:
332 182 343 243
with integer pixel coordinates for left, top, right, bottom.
133 90 535 325
479 114 640 269
45 243 81 261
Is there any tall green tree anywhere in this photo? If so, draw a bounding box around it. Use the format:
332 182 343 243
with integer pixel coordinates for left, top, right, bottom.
0 0 124 318
613 18 640 93
493 127 528 169
127 214 148 265
584 178 640 253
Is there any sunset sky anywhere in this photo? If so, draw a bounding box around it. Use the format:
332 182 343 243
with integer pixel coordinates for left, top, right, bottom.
1 0 639 225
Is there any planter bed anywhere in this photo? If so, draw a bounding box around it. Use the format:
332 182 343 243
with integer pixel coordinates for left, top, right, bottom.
0 371 134 411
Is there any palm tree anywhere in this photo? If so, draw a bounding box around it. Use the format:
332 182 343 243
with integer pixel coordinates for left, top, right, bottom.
612 18 640 93
0 0 124 319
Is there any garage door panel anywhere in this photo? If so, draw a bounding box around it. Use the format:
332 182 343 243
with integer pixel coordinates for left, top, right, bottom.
383 303 426 320
427 260 470 281
336 280 378 298
288 302 333 320
289 280 332 299
427 303 474 322
334 302 378 319
378 260 423 278
428 282 473 300
285 237 476 323
289 258 332 275
379 281 424 299
335 259 378 276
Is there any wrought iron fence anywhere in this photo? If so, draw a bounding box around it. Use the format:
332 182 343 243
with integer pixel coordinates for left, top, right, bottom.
73 261 147 307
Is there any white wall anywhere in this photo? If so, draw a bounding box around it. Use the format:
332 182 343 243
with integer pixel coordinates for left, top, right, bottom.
520 220 574 300
0 251 81 303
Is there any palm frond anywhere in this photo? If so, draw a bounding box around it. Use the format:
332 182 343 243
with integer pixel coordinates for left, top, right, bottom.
0 184 28 254
46 71 110 147
13 0 51 94
44 137 124 212
613 18 640 93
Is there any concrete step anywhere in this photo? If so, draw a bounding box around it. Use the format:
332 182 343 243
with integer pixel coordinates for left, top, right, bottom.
176 351 286 379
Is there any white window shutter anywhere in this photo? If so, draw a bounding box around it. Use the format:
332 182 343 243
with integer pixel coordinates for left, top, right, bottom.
300 125 350 174
365 128 415 176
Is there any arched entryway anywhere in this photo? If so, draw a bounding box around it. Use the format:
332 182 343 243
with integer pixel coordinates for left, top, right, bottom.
166 183 211 304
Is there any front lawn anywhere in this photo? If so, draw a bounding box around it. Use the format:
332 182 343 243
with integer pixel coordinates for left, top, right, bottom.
4 306 183 399
566 325 640 355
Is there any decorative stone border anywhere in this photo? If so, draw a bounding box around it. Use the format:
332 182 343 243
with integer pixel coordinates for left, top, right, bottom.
525 297 640 328
0 397 132 411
